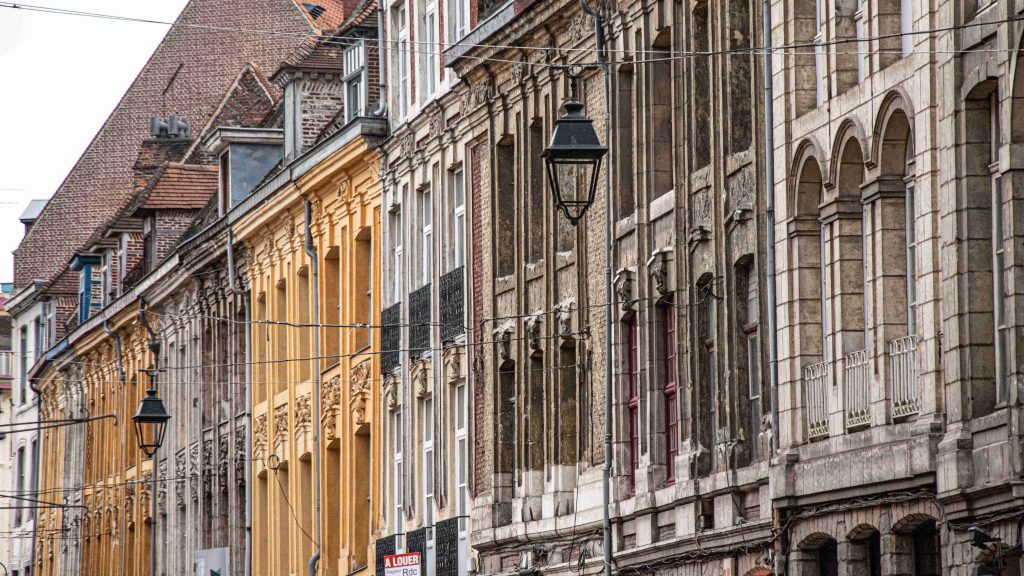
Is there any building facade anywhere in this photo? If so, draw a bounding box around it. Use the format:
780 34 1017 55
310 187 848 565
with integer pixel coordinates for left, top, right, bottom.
374 0 473 570
769 0 1024 574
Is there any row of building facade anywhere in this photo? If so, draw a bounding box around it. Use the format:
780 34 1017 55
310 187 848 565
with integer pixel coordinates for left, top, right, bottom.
5 0 1024 574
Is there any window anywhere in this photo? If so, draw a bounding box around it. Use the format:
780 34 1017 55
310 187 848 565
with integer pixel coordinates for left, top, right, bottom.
19 327 27 405
855 0 867 83
29 440 37 521
662 306 678 483
814 0 826 106
454 383 468 575
392 409 404 532
422 397 435 575
419 185 433 286
697 276 719 458
396 6 409 118
15 446 24 526
344 42 366 121
626 318 639 491
447 0 466 45
392 207 404 301
900 0 913 55
738 260 761 460
356 231 373 349
422 2 438 98
450 168 465 269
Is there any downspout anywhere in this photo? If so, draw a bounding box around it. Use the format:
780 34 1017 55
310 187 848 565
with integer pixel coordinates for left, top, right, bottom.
139 298 161 576
304 199 323 576
575 3 614 576
762 0 779 461
227 229 253 576
104 320 127 576
373 2 388 117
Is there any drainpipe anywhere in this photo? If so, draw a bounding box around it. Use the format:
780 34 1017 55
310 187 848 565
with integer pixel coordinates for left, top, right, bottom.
104 320 127 576
139 298 161 576
762 0 779 460
373 2 388 117
575 3 614 576
226 229 253 576
304 199 323 576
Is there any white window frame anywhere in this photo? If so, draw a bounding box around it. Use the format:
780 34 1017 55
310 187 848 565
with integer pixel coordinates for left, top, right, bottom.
393 409 404 532
396 5 410 119
422 1 438 99
814 0 826 107
854 0 867 83
447 0 467 47
900 0 913 55
420 185 433 286
454 382 469 576
450 167 465 271
392 205 404 302
422 396 435 575
343 41 367 121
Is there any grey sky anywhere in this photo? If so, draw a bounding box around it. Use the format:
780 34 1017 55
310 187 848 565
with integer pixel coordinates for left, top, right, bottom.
0 0 190 285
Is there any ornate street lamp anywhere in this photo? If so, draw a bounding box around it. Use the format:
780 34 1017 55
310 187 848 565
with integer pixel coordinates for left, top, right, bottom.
132 387 170 457
542 75 608 226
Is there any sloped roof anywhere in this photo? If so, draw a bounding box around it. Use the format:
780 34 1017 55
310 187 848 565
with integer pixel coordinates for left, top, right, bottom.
295 0 349 30
13 0 317 289
138 164 219 212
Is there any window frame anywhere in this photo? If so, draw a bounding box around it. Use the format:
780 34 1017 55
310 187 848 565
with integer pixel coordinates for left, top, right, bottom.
662 305 678 483
343 40 367 122
626 318 640 492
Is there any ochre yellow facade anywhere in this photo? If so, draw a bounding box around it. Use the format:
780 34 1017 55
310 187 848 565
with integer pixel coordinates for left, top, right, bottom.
35 308 158 576
237 134 383 576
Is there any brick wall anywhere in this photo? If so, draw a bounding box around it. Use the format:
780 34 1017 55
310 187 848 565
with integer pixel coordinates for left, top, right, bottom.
155 210 201 263
299 78 344 152
14 0 315 289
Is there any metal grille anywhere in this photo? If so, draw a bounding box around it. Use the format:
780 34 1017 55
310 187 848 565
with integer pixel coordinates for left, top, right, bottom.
889 335 919 418
375 535 397 576
406 527 427 563
435 517 459 576
382 303 402 374
409 283 431 357
803 360 830 439
440 266 465 344
844 349 870 429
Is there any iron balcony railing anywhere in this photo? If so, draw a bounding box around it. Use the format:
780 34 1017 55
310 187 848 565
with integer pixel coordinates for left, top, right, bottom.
435 517 460 576
409 283 432 357
440 266 465 344
844 349 871 429
381 303 402 374
889 335 919 418
375 534 399 576
803 360 830 440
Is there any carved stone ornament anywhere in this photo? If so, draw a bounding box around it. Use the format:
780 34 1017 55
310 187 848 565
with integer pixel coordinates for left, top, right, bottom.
648 250 672 298
510 62 526 85
253 414 268 458
412 359 432 399
568 13 591 44
460 81 493 112
557 305 574 342
384 373 401 413
157 460 167 515
526 316 543 354
613 270 636 313
273 404 289 448
218 439 229 494
124 482 135 527
428 109 444 138
202 439 215 498
295 395 311 432
236 426 247 487
189 443 200 502
399 131 415 158
496 326 513 362
350 360 371 426
175 450 187 509
322 375 341 441
140 471 153 522
443 346 463 385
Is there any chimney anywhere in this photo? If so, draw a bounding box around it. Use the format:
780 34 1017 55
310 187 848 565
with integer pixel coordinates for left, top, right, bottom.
135 116 195 191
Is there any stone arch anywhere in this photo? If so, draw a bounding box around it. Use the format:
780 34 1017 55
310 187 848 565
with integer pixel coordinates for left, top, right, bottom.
830 120 869 199
742 568 773 576
891 512 938 534
846 523 882 576
795 532 839 576
872 89 916 176
789 138 828 218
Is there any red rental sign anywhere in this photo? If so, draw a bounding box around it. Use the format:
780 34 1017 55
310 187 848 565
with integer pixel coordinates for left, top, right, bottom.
384 552 422 576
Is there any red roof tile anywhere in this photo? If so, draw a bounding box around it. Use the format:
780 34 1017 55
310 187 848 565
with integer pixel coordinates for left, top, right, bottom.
139 164 219 211
14 0 317 289
295 0 349 30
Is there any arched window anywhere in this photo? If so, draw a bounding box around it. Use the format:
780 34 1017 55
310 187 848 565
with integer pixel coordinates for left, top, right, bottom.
912 521 941 575
818 538 839 576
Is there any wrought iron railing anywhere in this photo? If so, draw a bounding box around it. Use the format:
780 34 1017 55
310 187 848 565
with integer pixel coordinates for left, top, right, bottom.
435 517 460 576
844 349 871 429
381 303 402 374
803 360 830 440
375 534 398 576
440 267 465 344
406 527 427 564
409 283 431 357
889 335 919 418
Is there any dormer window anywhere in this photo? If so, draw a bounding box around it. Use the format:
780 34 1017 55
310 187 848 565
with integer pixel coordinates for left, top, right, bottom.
201 127 284 215
70 254 102 324
344 42 367 122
